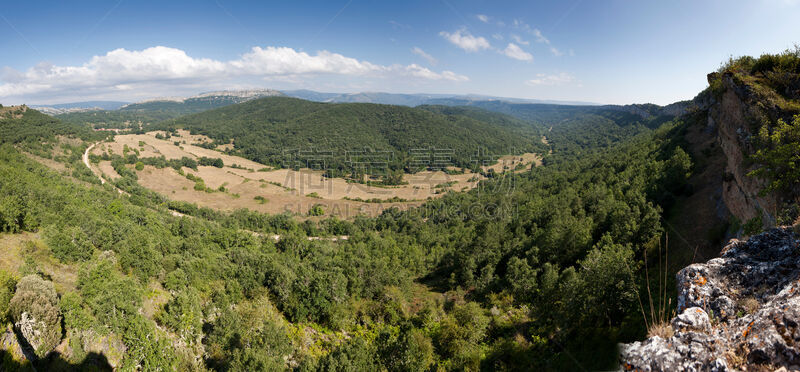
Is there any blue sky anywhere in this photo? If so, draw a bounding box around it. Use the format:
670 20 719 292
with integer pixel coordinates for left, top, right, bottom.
1 0 798 105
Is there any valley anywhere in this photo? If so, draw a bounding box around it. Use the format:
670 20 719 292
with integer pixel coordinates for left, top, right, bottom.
85 129 541 217
0 7 798 368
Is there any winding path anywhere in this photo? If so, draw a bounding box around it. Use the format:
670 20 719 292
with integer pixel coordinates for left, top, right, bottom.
83 143 105 185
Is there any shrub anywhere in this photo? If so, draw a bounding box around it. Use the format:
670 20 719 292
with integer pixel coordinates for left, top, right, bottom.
9 275 62 358
749 115 800 192
45 225 94 262
0 195 37 233
308 204 325 216
0 270 16 324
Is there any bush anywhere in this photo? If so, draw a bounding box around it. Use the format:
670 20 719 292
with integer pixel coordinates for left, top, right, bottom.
9 275 62 358
45 225 94 262
156 288 203 344
308 204 325 216
0 195 37 233
749 115 800 192
0 270 16 324
316 337 378 372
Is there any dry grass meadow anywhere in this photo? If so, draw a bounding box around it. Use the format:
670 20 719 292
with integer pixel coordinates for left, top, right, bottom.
89 131 541 218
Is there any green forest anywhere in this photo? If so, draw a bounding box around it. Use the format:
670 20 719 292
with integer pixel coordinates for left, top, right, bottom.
0 48 798 371
150 97 549 177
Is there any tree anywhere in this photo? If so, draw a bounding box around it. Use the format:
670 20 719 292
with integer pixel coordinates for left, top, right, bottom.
45 225 94 262
750 115 800 192
316 337 378 372
576 236 638 326
9 275 62 358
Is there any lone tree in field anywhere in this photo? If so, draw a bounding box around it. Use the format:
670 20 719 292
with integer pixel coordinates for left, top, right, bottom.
9 275 62 358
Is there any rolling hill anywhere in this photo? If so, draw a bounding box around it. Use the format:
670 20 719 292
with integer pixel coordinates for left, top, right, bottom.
154 96 548 173
56 90 285 129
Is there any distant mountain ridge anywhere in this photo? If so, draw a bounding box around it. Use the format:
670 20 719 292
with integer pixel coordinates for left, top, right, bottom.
280 89 597 106
124 89 284 107
31 101 129 115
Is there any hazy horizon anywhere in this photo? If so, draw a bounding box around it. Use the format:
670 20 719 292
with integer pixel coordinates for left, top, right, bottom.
2 0 798 106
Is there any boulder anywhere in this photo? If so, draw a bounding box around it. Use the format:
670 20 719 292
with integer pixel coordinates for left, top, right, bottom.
621 227 800 370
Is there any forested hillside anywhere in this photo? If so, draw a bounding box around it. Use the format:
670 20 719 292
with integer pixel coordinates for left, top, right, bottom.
0 97 694 370
153 97 547 174
57 91 284 130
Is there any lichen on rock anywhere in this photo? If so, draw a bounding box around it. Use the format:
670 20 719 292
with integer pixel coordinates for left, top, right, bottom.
621 227 800 370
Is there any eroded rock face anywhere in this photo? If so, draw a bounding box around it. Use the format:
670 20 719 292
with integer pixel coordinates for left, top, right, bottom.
621 227 800 371
708 73 779 227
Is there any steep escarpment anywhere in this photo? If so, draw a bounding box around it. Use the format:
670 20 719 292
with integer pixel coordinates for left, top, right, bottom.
622 226 800 370
704 72 780 227
622 49 800 371
698 50 800 229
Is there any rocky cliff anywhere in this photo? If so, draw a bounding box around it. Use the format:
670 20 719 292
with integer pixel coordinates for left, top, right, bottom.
621 226 800 370
703 72 781 228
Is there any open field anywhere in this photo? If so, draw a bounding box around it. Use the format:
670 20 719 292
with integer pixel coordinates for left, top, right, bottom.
0 233 79 293
481 153 542 173
90 131 541 218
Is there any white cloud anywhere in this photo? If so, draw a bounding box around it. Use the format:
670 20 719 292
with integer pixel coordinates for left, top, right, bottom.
526 73 576 86
439 28 491 52
502 43 533 61
402 64 468 81
476 14 490 23
511 34 529 46
492 33 504 40
411 47 437 65
531 28 550 44
0 45 468 101
512 20 567 56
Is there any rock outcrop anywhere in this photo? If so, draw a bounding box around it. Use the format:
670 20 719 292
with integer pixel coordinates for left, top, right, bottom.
621 227 800 370
704 73 780 227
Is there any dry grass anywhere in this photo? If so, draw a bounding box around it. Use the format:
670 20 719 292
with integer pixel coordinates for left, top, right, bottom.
96 132 543 218
142 281 170 319
647 321 674 339
739 297 759 315
0 232 78 293
635 235 677 340
22 152 67 173
481 153 542 173
97 161 121 180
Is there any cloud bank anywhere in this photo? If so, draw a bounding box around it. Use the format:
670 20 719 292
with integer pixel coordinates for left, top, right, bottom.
0 46 468 103
526 72 576 86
